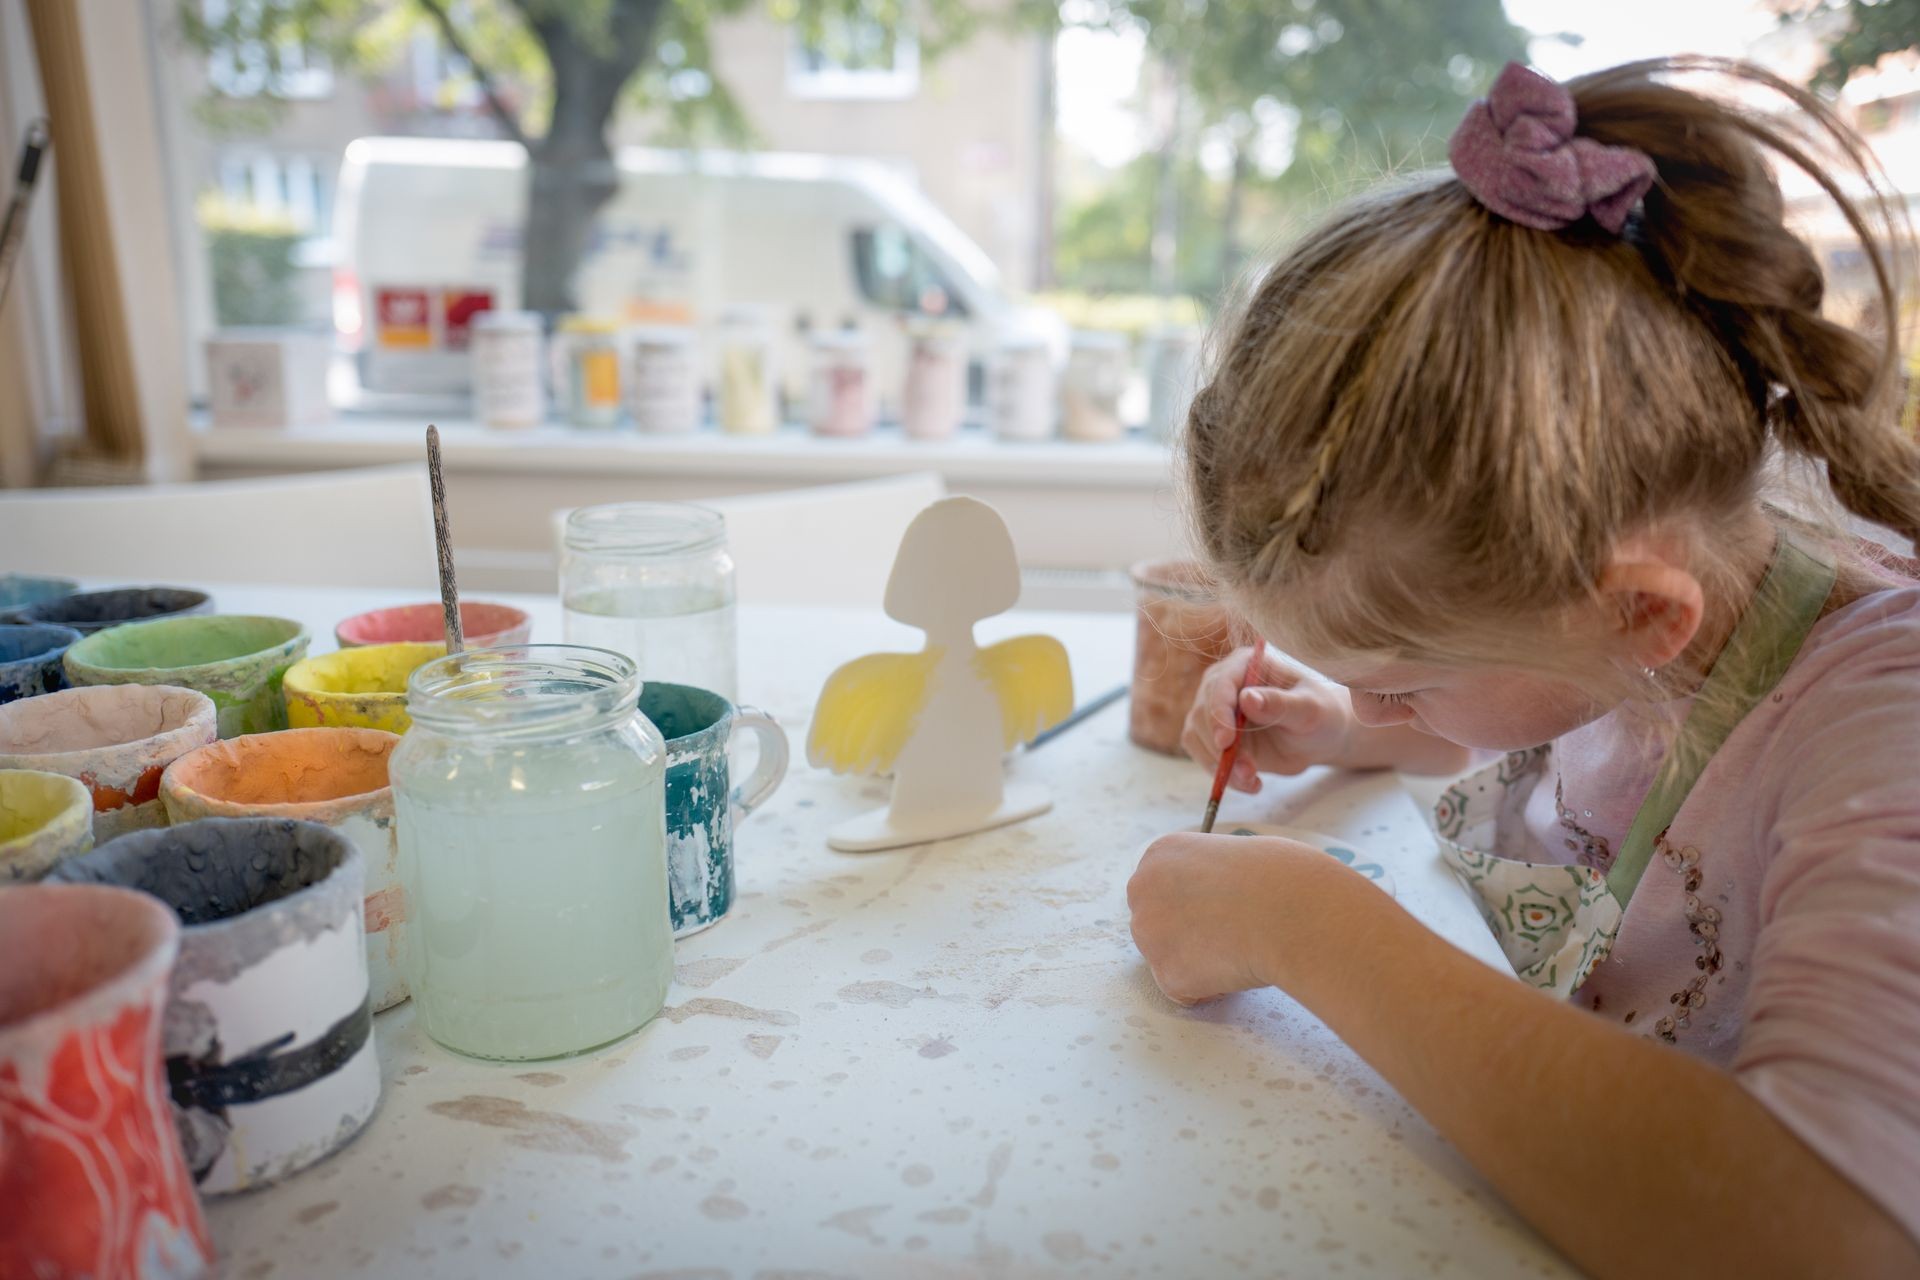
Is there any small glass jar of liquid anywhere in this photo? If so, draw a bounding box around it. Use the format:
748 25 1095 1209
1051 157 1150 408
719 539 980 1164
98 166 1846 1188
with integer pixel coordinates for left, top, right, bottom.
391 645 673 1060
560 503 739 699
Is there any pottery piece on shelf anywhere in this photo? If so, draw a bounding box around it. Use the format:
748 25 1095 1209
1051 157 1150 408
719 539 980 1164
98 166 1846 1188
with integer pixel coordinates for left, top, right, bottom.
0 684 218 838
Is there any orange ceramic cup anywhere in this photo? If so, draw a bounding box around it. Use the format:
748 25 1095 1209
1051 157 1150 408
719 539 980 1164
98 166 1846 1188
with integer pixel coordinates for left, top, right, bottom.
161 727 408 1012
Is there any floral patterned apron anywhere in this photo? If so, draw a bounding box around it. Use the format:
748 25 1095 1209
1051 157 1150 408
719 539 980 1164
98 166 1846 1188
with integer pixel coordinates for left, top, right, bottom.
1435 533 1837 998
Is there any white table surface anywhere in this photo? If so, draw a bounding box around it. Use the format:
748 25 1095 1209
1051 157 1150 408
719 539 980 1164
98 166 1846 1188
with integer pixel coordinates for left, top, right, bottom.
172 583 1570 1279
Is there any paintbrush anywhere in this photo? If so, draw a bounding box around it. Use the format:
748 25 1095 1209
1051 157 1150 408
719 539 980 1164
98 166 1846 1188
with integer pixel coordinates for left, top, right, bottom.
426 425 464 655
1199 649 1258 834
1025 682 1127 750
0 119 49 310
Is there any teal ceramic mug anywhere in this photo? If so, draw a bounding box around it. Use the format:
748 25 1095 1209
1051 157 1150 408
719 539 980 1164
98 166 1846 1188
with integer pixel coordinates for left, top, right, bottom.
637 682 788 935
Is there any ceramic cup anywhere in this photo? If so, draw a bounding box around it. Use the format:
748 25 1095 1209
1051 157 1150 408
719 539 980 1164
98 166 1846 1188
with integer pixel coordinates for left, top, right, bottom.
0 573 78 610
1128 559 1239 756
636 681 789 934
0 684 219 838
0 769 94 882
64 614 310 739
283 642 444 734
163 728 409 1012
0 622 82 703
47 818 380 1195
335 601 532 650
8 585 212 634
0 883 213 1278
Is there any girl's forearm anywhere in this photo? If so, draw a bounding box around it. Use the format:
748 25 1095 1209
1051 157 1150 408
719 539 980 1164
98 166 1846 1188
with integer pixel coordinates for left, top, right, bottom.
1274 880 1918 1279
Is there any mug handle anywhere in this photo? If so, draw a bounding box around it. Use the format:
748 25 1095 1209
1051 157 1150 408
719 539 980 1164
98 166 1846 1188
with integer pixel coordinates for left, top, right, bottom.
729 706 790 825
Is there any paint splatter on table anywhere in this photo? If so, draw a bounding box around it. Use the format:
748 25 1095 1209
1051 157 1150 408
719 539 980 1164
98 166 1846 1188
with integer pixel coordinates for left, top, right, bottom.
183 588 1566 1279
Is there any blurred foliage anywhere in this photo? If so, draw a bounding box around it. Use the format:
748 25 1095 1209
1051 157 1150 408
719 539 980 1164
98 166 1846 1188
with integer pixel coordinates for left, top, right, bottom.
198 195 304 325
1051 0 1527 298
1033 288 1206 338
1772 0 1920 91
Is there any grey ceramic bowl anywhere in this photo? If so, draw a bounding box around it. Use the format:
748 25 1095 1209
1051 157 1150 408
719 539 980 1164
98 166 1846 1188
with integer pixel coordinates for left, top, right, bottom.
10 586 212 634
47 817 379 1194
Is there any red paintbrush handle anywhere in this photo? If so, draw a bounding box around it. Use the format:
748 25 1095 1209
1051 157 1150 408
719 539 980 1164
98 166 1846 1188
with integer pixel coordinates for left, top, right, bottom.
1200 649 1258 832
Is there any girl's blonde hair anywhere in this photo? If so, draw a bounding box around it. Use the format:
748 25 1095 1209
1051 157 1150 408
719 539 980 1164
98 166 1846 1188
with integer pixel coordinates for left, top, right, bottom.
1186 57 1919 670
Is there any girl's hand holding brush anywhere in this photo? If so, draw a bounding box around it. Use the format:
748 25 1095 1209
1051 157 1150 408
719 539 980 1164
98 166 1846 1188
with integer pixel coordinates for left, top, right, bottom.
1181 647 1357 791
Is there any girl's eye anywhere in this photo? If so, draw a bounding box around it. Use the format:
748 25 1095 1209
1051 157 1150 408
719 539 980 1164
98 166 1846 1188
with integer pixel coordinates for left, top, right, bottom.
1376 690 1419 705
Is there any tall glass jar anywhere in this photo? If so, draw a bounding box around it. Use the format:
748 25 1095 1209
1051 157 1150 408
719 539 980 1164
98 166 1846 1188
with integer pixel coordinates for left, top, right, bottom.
560 503 739 699
391 646 672 1060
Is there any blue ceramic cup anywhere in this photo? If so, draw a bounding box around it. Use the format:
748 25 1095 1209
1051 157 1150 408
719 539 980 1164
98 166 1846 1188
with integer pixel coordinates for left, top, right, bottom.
0 624 82 703
637 682 789 935
0 575 78 611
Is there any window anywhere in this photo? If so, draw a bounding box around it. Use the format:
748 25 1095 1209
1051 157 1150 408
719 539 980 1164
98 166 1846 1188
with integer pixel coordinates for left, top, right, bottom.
788 11 920 101
203 0 334 100
851 226 967 318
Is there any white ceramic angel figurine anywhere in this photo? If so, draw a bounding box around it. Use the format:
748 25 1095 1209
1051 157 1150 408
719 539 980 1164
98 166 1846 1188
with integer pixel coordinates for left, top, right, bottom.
808 496 1073 851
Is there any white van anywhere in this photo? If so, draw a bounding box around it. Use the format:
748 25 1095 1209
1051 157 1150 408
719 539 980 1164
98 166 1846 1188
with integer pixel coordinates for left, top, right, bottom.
331 136 1045 411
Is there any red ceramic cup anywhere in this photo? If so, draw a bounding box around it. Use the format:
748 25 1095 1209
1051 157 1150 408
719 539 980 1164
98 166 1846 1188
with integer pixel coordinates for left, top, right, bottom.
0 883 213 1278
334 601 533 650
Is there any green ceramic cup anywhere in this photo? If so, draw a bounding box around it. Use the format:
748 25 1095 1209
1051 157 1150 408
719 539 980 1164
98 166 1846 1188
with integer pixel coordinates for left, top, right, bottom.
64 615 311 739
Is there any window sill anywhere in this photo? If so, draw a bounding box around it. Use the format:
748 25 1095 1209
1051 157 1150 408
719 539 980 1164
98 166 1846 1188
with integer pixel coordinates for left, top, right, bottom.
192 414 1174 490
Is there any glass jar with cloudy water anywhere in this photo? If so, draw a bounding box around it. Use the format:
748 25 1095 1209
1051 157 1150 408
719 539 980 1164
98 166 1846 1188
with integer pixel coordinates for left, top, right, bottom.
391 645 672 1061
560 502 739 700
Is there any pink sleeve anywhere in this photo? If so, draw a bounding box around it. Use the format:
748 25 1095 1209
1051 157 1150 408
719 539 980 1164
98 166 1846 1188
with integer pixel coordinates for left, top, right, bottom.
1734 652 1920 1244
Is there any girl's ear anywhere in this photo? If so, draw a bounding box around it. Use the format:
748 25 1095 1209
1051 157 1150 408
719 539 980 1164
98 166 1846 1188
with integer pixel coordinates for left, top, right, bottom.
1595 559 1705 670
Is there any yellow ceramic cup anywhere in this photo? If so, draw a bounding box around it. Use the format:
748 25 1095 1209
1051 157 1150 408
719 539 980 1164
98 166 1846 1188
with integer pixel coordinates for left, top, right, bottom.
282 642 443 734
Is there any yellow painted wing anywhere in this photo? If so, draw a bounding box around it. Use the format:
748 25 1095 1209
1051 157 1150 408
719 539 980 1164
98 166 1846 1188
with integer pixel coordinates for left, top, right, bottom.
807 648 943 775
976 635 1073 750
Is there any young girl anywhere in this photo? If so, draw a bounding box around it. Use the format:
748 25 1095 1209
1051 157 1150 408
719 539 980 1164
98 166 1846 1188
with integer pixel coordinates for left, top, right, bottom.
1127 57 1920 1277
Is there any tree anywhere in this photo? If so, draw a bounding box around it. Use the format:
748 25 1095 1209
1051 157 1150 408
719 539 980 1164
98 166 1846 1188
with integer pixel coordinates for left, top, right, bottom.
1054 0 1526 295
1773 0 1920 91
178 0 981 316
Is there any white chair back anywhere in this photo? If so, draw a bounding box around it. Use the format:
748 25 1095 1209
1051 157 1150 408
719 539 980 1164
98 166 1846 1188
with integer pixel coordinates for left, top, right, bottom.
553 472 948 607
0 466 438 590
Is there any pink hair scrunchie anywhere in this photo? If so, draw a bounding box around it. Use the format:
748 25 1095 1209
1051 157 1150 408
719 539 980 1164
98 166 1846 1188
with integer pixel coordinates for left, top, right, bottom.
1448 62 1656 233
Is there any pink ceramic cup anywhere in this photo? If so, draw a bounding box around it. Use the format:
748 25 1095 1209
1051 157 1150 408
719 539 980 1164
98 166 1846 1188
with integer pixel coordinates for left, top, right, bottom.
0 883 213 1278
0 684 219 837
335 601 533 650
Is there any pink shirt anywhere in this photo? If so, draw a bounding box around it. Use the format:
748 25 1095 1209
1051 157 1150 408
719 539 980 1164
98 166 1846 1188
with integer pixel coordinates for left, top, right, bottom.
1511 583 1920 1241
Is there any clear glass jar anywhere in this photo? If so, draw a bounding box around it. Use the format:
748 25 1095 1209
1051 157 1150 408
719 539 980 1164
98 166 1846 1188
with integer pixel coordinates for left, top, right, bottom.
560 503 739 699
391 646 672 1060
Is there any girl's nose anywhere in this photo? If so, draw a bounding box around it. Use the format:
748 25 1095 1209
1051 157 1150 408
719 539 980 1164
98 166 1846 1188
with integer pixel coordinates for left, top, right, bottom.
1349 691 1416 729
